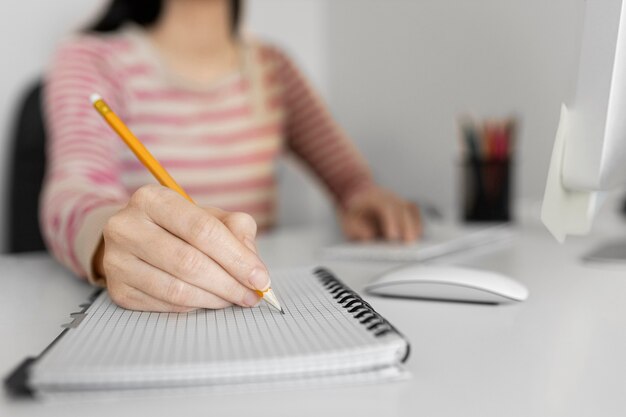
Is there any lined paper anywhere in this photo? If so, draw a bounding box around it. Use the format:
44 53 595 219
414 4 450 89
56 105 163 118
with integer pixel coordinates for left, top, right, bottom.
32 268 407 391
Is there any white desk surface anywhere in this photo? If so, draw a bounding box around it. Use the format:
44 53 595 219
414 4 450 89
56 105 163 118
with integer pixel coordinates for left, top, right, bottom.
2 215 626 417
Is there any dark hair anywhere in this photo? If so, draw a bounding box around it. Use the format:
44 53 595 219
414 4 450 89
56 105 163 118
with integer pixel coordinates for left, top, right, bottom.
87 0 242 35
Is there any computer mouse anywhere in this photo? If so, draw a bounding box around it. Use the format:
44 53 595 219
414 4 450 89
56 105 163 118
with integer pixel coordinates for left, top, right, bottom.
365 264 529 304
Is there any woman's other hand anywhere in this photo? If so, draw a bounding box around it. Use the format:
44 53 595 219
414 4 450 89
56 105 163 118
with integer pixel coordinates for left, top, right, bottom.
94 185 269 312
340 186 421 243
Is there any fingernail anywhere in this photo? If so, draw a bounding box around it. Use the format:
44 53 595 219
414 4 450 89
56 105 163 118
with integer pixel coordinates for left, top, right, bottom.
249 268 270 291
243 291 261 307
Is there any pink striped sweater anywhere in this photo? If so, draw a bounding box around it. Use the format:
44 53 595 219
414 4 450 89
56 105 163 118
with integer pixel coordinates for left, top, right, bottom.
40 25 372 285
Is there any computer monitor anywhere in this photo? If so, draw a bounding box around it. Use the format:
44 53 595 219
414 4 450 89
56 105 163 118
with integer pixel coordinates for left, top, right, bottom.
542 0 626 242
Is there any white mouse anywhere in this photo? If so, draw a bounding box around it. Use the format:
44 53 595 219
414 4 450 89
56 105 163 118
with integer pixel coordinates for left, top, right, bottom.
365 264 529 304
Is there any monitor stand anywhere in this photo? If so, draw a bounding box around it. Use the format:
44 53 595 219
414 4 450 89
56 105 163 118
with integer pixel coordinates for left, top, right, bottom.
541 104 602 243
583 239 626 265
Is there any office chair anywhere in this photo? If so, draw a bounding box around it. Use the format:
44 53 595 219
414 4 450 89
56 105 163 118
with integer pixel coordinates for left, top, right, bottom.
7 81 47 253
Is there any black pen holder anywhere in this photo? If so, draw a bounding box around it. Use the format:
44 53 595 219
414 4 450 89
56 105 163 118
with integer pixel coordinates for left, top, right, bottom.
461 158 512 222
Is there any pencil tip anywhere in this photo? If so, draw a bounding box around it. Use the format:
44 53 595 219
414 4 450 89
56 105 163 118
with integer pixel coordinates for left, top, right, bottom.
90 93 102 104
280 308 285 315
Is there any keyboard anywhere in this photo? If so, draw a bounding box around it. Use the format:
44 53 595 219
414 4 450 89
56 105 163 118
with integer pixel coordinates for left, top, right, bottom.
321 222 514 262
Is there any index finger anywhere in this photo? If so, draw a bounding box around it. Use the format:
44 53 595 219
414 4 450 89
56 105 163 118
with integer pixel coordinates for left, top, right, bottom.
376 204 401 241
204 208 259 253
134 185 271 292
408 203 423 239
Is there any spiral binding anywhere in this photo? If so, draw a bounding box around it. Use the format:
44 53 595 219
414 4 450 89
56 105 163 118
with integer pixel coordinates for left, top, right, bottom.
314 267 397 338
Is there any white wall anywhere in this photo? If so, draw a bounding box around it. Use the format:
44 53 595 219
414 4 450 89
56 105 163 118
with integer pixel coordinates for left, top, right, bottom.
326 0 587 216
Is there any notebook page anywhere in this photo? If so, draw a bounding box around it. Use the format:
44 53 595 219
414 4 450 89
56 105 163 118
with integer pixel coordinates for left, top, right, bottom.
32 268 407 390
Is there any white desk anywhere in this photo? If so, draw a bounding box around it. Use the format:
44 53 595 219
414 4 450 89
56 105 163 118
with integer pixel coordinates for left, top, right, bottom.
2 217 626 417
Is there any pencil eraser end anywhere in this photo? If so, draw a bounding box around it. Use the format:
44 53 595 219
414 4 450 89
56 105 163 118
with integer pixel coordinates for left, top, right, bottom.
90 93 102 104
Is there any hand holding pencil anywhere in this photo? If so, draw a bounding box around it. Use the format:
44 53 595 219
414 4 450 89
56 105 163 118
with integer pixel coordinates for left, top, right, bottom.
90 94 283 314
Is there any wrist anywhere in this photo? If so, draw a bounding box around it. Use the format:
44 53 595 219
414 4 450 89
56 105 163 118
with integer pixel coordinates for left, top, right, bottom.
92 238 107 286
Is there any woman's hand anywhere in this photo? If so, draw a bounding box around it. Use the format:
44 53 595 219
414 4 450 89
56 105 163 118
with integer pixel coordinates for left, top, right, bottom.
340 185 421 243
95 184 269 312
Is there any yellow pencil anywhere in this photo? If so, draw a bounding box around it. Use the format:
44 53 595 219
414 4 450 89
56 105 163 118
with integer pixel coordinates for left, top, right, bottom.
90 93 284 314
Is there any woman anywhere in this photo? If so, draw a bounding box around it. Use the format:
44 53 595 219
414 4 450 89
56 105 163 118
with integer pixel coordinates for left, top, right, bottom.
41 0 421 312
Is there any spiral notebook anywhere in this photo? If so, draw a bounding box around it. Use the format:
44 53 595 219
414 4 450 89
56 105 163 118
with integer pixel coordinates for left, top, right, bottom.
6 267 410 397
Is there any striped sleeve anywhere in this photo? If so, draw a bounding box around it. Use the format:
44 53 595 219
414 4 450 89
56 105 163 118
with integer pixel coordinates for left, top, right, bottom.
40 37 129 284
271 48 374 205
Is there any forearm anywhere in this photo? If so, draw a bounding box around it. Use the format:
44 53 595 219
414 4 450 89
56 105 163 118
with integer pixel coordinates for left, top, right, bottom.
274 47 375 204
40 179 124 284
41 37 129 283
